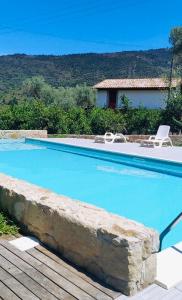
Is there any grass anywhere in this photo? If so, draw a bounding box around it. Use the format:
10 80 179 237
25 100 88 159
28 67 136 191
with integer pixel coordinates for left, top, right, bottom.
0 212 19 236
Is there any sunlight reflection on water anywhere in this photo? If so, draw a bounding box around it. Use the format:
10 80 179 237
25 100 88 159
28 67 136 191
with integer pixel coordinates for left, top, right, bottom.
97 165 166 178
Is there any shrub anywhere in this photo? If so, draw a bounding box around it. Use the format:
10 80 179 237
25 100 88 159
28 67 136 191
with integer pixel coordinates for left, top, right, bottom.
11 100 48 130
0 212 19 235
47 106 68 134
126 108 162 134
0 103 176 135
67 107 91 134
89 108 126 135
164 92 182 133
0 105 14 129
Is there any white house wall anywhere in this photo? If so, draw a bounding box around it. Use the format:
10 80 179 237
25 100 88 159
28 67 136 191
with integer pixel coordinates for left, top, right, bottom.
117 90 167 109
96 90 108 107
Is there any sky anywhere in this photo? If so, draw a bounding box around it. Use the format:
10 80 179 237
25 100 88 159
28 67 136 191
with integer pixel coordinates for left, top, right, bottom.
0 0 181 55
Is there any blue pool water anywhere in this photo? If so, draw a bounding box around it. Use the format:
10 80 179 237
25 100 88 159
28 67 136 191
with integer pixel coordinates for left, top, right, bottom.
0 138 182 249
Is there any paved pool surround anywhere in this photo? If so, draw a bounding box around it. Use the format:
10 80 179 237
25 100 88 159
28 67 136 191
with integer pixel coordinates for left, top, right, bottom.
0 173 159 296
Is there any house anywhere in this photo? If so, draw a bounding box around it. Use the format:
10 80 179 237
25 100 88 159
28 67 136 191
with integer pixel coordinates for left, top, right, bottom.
94 78 181 109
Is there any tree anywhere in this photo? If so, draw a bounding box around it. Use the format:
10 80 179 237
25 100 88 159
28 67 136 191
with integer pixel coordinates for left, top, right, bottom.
74 84 96 108
170 27 182 55
119 95 132 112
165 92 182 133
168 27 182 98
20 77 95 108
22 76 46 99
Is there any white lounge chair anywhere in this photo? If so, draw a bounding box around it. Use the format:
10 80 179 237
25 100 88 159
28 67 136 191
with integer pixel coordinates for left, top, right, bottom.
94 132 127 144
140 125 173 147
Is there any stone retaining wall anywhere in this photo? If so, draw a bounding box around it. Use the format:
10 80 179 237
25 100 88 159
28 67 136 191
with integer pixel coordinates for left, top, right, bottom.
0 173 159 296
0 130 47 139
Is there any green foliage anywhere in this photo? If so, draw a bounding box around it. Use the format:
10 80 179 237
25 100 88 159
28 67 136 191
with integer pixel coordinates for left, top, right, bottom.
12 100 48 130
22 76 46 99
1 77 96 109
0 105 14 129
0 74 181 136
67 107 91 134
164 92 182 132
119 95 132 112
169 27 182 80
0 102 181 135
0 99 179 136
46 106 67 134
89 108 126 135
73 84 96 108
0 212 19 235
55 87 76 109
0 49 171 91
126 109 162 134
169 27 182 55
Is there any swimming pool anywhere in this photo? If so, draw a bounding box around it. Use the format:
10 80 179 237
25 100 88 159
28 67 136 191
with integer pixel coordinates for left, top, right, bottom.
0 138 181 249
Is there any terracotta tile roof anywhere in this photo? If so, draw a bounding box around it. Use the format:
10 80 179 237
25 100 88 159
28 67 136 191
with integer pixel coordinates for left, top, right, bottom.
93 78 181 89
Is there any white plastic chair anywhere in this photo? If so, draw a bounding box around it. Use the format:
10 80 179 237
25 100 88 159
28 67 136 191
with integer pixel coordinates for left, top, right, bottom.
94 132 127 144
140 125 173 147
115 133 127 143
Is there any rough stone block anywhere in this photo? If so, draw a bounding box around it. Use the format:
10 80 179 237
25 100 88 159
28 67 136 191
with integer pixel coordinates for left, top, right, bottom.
0 173 159 296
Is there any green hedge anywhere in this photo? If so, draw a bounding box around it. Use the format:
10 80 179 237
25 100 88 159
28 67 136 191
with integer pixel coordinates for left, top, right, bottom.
0 101 164 135
126 109 162 134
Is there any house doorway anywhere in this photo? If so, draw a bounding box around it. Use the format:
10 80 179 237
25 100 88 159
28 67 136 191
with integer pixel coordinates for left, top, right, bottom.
108 89 117 108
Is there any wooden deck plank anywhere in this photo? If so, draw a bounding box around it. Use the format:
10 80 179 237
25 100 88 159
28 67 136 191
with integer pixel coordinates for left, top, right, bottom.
37 263 95 300
0 281 20 300
36 244 121 299
0 245 75 300
28 247 113 300
23 268 74 300
0 246 57 299
0 240 42 268
0 266 13 281
0 241 94 300
2 277 39 300
14 272 58 300
0 256 39 299
3 240 181 300
0 252 22 277
0 264 39 300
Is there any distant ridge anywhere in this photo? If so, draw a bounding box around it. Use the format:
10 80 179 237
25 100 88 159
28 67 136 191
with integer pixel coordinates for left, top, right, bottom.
0 48 171 91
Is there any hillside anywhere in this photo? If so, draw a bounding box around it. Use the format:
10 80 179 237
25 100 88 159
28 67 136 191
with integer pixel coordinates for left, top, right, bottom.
0 48 171 90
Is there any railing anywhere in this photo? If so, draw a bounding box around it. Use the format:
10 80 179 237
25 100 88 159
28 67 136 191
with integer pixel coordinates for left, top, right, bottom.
159 212 182 251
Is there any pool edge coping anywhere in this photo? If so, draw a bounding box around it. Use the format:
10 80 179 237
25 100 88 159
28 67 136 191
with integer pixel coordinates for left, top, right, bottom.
26 137 182 166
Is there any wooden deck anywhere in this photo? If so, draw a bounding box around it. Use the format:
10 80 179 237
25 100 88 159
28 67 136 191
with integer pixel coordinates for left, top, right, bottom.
0 240 122 300
0 239 181 300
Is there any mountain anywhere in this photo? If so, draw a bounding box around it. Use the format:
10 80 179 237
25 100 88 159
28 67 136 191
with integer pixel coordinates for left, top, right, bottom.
0 48 171 91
